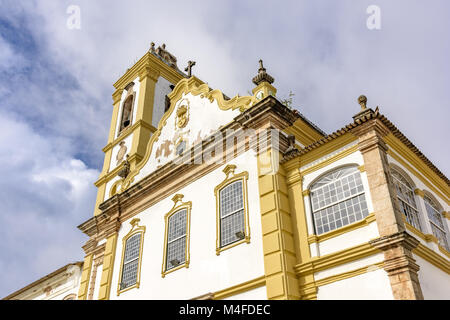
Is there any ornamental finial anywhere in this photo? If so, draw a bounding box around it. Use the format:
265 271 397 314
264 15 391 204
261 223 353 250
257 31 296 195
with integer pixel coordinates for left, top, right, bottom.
358 95 367 111
252 59 274 85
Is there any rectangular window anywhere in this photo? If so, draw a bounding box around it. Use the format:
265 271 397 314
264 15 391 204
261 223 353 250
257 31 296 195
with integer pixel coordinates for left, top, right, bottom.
219 181 245 247
166 209 187 270
120 233 141 290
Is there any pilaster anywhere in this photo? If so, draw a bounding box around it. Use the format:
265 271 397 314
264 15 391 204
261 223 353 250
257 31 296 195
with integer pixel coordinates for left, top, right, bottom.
352 117 424 300
257 149 300 300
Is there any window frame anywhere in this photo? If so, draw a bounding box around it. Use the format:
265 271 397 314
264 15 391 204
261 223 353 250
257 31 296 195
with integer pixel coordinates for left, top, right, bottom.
214 165 250 255
117 218 145 296
161 194 192 277
390 167 422 231
423 194 449 251
309 165 370 236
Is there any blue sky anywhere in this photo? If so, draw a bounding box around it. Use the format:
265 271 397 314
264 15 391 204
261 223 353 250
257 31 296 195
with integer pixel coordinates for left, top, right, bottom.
0 0 449 298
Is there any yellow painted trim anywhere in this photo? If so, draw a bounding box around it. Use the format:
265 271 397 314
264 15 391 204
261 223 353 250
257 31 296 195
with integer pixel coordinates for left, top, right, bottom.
212 276 266 300
98 233 118 300
414 188 425 198
77 254 93 300
161 195 192 277
404 220 450 258
358 165 365 172
117 219 146 296
443 211 450 220
302 189 310 196
307 213 376 244
315 262 384 287
295 242 381 275
413 243 450 274
300 144 359 176
214 165 250 255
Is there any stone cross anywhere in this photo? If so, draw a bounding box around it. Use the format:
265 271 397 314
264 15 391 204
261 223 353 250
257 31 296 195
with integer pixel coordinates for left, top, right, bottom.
185 60 196 77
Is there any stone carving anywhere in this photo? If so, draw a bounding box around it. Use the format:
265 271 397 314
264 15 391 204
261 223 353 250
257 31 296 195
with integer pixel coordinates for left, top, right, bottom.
176 105 189 129
116 141 127 165
252 59 275 85
155 43 177 68
118 155 130 179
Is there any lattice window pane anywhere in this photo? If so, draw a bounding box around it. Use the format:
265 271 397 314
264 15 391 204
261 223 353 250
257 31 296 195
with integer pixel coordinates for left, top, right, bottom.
310 167 368 235
167 236 186 270
168 209 187 241
220 209 245 247
220 181 244 217
424 196 448 250
121 233 141 290
391 169 422 231
124 233 141 263
166 209 188 270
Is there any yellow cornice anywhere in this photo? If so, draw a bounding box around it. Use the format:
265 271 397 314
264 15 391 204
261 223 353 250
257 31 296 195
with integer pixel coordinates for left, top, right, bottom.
94 153 143 187
283 133 357 171
388 149 449 205
114 52 184 90
295 242 381 276
314 262 384 287
287 118 325 146
102 120 157 153
212 276 266 300
413 243 450 273
443 211 450 220
307 213 376 244
385 133 450 200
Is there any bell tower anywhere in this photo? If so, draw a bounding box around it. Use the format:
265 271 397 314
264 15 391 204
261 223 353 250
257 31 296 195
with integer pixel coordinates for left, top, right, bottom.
93 43 186 216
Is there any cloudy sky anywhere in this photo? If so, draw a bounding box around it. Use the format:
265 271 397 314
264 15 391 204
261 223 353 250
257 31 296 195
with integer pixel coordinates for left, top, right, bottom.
0 0 448 298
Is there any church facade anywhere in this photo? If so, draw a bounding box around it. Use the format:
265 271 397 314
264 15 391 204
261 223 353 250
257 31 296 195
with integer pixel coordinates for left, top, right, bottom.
5 43 449 300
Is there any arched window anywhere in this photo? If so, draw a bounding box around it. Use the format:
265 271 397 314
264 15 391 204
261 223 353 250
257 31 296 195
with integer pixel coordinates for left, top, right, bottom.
310 166 369 235
391 168 422 231
119 95 134 134
424 195 448 250
117 219 145 294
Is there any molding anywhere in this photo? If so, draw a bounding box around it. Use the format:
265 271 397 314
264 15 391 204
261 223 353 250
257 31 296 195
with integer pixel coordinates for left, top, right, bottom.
307 213 376 244
212 276 266 300
358 165 365 172
302 189 310 197
214 165 250 255
117 219 146 296
161 194 192 277
414 188 425 198
314 261 384 288
295 242 381 276
443 211 450 220
413 243 450 273
404 219 450 258
300 144 359 176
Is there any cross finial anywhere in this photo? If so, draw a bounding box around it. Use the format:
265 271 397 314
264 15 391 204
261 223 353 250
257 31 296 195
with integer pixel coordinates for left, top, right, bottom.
185 60 196 77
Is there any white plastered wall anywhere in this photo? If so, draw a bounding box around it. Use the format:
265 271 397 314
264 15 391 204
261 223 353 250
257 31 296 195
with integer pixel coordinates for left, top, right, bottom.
109 150 265 300
152 76 173 128
413 254 450 299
